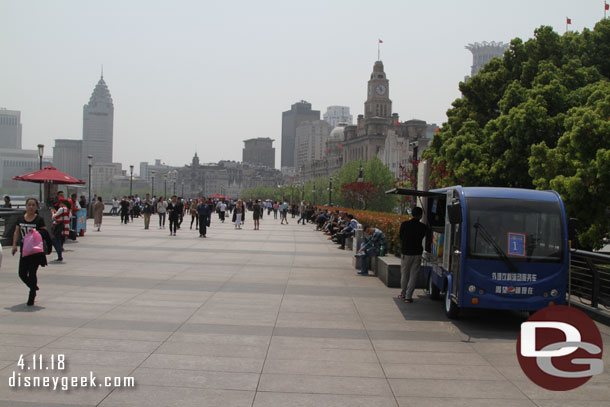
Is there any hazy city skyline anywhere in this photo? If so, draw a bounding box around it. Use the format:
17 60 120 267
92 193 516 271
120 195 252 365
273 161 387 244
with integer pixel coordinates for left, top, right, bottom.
2 0 606 173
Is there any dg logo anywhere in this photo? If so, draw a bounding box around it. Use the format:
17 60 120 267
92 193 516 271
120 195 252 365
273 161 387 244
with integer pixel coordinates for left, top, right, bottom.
517 305 604 391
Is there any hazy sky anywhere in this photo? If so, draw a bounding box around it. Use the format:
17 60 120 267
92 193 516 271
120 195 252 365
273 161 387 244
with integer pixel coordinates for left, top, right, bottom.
2 0 607 173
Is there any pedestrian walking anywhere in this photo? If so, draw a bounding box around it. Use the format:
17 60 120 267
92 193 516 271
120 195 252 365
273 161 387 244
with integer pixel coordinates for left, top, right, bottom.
252 200 261 230
111 197 119 216
280 201 289 224
167 196 180 236
119 196 130 224
142 197 153 230
11 198 51 306
93 197 105 231
197 199 212 237
190 199 199 230
157 197 167 228
233 200 244 229
51 199 70 262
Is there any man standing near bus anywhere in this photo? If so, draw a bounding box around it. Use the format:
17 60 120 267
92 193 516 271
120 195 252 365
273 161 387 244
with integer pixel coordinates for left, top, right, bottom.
398 207 428 303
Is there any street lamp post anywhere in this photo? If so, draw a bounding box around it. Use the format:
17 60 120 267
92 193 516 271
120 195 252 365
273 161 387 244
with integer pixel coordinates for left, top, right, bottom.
312 182 316 206
410 141 419 188
151 171 156 198
88 155 93 203
181 181 184 197
301 183 305 201
172 170 177 195
163 175 167 197
328 176 333 206
129 165 134 197
37 144 44 204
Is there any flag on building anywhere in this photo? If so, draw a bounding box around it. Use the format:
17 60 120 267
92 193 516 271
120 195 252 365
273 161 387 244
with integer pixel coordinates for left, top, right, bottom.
379 39 383 43
567 17 572 24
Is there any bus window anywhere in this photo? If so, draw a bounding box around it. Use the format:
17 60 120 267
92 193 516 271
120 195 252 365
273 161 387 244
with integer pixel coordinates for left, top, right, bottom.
466 198 563 262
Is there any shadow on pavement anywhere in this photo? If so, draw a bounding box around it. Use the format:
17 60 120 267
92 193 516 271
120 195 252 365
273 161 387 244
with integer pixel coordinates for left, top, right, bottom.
5 304 46 312
394 294 527 341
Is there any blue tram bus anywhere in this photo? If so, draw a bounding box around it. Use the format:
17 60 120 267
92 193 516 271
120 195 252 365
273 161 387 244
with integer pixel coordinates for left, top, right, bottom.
392 186 569 318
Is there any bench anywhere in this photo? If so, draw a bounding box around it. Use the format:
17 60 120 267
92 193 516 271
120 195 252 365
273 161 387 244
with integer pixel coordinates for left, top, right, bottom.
376 255 401 287
352 255 377 272
345 237 354 250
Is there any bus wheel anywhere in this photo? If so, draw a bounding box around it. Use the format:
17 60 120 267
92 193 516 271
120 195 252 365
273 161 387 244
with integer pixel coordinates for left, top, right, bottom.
444 288 460 319
428 275 440 300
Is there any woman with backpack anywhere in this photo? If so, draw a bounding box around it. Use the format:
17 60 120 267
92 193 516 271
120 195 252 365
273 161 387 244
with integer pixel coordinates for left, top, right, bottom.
11 198 50 306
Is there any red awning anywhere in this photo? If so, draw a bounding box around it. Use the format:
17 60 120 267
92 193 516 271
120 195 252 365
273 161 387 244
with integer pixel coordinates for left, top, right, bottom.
210 194 226 199
12 166 86 185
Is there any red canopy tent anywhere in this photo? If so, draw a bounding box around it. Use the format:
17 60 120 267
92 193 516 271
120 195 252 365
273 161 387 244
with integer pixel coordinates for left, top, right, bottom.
210 193 226 199
13 166 85 206
13 166 86 184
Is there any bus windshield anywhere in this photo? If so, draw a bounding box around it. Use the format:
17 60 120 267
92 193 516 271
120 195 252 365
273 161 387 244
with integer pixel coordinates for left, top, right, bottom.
467 197 564 262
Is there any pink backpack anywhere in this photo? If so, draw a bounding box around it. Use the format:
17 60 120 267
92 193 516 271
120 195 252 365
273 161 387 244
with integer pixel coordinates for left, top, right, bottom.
22 229 44 257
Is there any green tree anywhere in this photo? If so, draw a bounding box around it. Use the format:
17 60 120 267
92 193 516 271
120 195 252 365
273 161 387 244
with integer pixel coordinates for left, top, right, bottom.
333 157 396 212
529 82 610 249
426 19 610 247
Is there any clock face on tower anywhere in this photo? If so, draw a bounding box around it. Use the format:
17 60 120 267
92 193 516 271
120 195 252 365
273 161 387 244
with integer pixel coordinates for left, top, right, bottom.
375 84 386 95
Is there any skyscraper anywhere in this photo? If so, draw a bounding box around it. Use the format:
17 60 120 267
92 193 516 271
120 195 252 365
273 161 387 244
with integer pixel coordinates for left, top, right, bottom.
465 41 508 79
0 108 22 149
83 74 114 172
294 120 332 171
281 101 320 169
243 138 275 168
323 106 352 128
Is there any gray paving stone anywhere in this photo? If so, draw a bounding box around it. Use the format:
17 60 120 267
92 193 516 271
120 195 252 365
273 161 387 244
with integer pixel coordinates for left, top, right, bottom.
142 353 265 373
1 216 608 406
133 367 260 390
396 398 537 407
388 378 527 399
253 392 399 407
262 359 385 377
258 373 393 396
98 385 255 407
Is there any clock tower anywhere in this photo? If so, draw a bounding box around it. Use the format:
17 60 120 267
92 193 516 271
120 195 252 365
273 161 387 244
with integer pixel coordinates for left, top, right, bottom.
364 60 392 119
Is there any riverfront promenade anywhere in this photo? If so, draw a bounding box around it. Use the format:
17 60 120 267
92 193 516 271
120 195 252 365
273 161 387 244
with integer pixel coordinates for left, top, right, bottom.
0 215 609 406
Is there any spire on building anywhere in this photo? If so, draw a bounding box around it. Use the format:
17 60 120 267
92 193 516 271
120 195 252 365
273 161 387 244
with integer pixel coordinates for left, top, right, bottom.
88 75 113 107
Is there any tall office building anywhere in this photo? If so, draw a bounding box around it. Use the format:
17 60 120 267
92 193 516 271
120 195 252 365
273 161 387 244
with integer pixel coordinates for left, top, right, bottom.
323 106 352 128
53 139 83 179
243 138 275 168
294 120 332 171
281 101 320 169
0 108 22 149
465 41 508 79
83 74 114 174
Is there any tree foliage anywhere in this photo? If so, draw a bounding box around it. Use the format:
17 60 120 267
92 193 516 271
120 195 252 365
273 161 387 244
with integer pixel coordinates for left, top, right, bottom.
333 156 396 212
426 20 610 248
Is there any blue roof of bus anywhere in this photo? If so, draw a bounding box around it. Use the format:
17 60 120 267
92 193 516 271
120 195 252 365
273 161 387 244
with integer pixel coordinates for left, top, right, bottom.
431 186 560 202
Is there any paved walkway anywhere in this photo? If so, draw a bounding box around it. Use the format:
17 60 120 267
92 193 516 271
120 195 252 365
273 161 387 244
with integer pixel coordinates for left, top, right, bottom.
0 213 609 407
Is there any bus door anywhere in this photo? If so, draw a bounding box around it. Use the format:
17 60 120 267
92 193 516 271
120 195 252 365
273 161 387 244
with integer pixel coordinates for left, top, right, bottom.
446 189 463 302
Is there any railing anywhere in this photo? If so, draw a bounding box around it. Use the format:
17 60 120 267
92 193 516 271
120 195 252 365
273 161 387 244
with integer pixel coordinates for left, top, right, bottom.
0 208 26 246
569 249 610 310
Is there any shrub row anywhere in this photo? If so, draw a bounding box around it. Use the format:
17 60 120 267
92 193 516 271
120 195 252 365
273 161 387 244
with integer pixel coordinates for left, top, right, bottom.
317 206 410 256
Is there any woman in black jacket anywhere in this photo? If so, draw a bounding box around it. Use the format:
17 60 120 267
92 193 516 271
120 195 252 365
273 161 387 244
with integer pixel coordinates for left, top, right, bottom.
11 198 50 306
